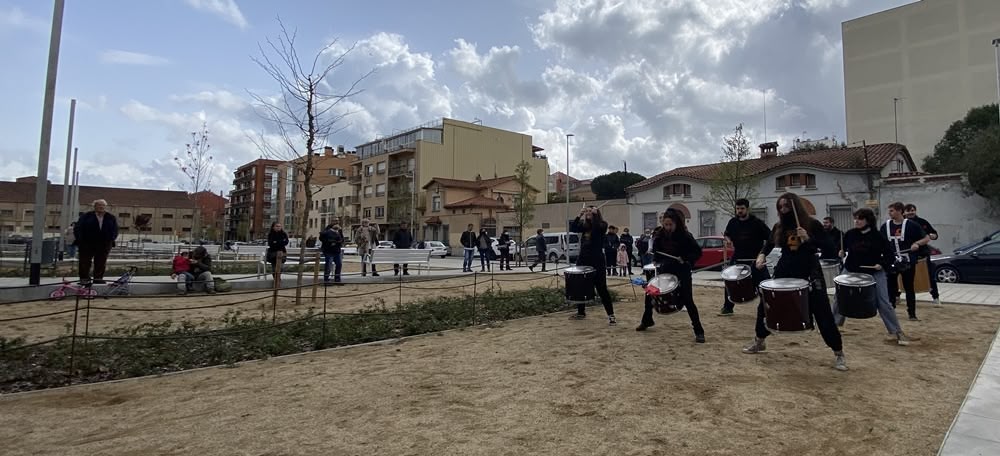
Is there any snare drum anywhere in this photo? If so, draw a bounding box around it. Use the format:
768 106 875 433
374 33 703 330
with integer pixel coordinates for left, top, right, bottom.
646 274 682 314
760 278 812 332
834 273 878 319
642 263 658 281
820 260 840 289
564 266 596 302
721 264 757 304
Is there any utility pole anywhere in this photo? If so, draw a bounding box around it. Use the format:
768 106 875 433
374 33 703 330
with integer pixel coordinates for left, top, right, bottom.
29 0 66 285
59 99 75 258
565 133 574 232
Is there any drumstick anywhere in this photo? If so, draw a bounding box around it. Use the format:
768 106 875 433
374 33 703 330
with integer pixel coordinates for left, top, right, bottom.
790 200 801 229
859 265 880 270
655 251 682 262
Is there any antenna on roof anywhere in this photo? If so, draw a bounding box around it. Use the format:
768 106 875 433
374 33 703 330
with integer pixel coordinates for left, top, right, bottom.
762 89 767 142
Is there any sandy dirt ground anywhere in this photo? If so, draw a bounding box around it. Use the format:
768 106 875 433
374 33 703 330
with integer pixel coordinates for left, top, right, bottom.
1 284 997 456
0 272 566 342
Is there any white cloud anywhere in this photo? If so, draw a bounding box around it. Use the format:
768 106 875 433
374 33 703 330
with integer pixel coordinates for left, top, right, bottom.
0 6 47 33
184 0 248 29
169 90 249 112
100 50 170 66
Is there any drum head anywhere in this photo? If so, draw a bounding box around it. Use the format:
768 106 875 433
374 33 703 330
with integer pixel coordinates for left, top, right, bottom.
646 274 679 295
642 264 657 272
759 278 809 291
834 273 875 287
820 259 840 268
564 265 595 275
721 264 751 281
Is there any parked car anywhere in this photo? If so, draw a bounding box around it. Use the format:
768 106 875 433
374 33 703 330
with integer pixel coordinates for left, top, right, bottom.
376 241 395 249
4 234 29 244
471 237 521 259
693 236 734 271
954 229 1000 255
420 241 449 258
931 239 1000 285
522 232 580 263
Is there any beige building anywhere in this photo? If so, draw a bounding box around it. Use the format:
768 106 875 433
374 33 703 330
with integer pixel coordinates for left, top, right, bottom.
350 118 549 242
843 0 1000 167
419 176 538 246
305 181 359 239
276 146 358 237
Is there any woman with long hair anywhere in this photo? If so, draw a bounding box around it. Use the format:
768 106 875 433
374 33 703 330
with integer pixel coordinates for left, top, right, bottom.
743 192 848 371
266 222 289 285
636 208 705 342
568 206 617 325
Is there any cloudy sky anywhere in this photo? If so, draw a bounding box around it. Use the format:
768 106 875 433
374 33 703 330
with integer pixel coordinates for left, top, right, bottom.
0 0 916 194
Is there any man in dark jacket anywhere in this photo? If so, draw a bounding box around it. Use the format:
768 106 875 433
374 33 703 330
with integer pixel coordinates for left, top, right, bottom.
74 199 118 284
821 217 844 260
497 230 513 271
619 227 636 273
319 223 344 284
392 222 414 275
637 229 652 265
460 224 476 272
188 246 215 294
528 228 547 272
904 203 941 305
604 225 620 275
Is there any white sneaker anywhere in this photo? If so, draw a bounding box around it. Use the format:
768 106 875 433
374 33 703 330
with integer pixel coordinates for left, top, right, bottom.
608 315 617 326
834 352 849 371
896 332 911 346
933 298 942 306
742 337 766 354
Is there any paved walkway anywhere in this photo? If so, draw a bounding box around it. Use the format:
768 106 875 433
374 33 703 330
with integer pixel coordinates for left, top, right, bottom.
939 327 1000 455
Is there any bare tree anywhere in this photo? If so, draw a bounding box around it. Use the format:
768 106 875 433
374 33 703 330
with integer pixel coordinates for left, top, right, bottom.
174 122 213 241
247 19 373 303
512 160 537 264
705 124 760 218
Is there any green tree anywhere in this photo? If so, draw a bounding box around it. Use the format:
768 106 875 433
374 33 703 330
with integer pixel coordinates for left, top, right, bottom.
589 171 646 200
962 126 1000 210
705 124 759 217
924 104 999 173
512 161 538 252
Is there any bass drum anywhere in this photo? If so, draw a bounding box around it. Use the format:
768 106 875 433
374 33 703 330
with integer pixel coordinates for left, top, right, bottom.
760 278 812 332
835 273 877 319
721 264 757 304
564 266 596 302
646 274 682 314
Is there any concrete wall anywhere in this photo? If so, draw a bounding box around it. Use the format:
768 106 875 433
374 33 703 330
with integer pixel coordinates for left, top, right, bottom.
878 173 1000 253
843 0 1000 167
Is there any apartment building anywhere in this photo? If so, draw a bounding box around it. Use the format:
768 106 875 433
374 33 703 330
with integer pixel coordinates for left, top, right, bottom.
349 118 549 242
0 177 196 242
276 146 357 237
843 0 1000 166
305 180 359 239
227 159 282 241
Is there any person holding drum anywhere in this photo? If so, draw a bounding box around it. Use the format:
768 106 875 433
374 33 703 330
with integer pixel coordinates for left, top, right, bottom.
636 208 706 343
568 206 617 325
904 204 941 306
834 208 912 345
881 202 930 321
719 198 771 316
743 193 848 372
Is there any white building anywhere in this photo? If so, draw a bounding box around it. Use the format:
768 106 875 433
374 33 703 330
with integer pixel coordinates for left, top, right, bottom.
842 0 1000 167
625 143 917 236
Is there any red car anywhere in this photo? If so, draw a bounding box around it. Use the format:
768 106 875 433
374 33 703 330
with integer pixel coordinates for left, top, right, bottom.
694 236 734 270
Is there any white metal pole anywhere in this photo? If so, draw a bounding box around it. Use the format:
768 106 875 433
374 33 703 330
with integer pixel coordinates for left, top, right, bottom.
993 39 1000 123
70 149 79 219
59 98 76 256
29 0 66 285
565 133 573 232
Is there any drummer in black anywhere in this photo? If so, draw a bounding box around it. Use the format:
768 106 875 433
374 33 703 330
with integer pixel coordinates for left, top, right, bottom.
904 203 941 306
880 202 930 321
719 198 771 316
568 206 617 325
636 208 706 343
834 208 911 346
744 192 848 371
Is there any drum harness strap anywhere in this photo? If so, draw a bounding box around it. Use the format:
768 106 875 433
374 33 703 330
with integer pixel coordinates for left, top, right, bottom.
886 219 908 265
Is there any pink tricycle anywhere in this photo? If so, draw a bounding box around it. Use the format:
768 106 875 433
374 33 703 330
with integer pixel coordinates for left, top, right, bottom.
49 279 98 300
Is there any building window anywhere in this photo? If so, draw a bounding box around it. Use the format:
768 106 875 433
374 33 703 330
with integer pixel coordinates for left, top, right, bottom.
162 227 173 233
365 165 374 176
24 210 34 216
375 206 385 218
375 183 386 197
789 174 800 187
376 161 386 174
363 207 372 218
140 226 152 232
805 174 816 189
163 214 173 219
364 186 373 197
431 195 442 212
775 173 816 190
642 212 658 230
182 227 192 232
23 225 32 231
0 210 13 217
699 210 716 237
751 208 767 225
182 214 193 219
662 184 691 198
542 222 551 229
48 210 60 215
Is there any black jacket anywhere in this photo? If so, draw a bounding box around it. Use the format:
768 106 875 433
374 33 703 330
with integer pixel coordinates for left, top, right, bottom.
619 233 634 252
190 254 212 276
498 233 511 251
723 215 770 261
843 227 893 273
74 211 118 249
820 227 843 260
570 217 608 266
762 219 831 280
534 234 547 254
392 229 413 249
319 228 343 255
267 230 289 253
637 234 650 255
651 227 702 271
907 215 937 257
460 230 476 249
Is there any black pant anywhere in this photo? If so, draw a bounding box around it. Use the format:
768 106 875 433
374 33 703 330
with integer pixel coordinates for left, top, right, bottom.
920 256 939 299
722 259 771 312
393 264 408 274
754 275 843 353
576 260 615 317
78 244 111 281
530 252 546 271
888 266 917 317
641 265 703 335
498 249 510 269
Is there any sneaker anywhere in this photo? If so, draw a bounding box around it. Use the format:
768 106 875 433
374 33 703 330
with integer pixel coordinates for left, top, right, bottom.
176 290 187 296
742 337 766 354
568 313 586 320
933 298 941 306
695 334 706 343
528 266 534 272
896 332 911 346
635 322 654 331
908 315 919 321
93 279 107 284
608 315 617 326
834 352 849 371
718 307 734 317
206 289 216 295
372 272 380 277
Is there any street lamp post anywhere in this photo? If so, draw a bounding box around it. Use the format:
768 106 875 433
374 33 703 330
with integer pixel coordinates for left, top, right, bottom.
892 97 903 144
565 133 573 232
993 38 1000 122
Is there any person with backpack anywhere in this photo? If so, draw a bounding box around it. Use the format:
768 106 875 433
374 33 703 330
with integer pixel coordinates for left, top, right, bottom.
320 223 344 284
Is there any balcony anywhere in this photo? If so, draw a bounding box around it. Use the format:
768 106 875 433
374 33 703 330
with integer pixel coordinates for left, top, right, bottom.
388 145 415 155
388 165 414 177
375 191 386 198
341 216 360 225
348 175 362 184
388 191 413 201
343 195 360 205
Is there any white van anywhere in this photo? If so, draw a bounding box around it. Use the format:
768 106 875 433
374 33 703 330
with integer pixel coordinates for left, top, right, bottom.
522 232 580 263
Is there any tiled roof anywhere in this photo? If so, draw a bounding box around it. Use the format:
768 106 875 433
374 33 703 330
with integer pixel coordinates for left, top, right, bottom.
423 176 516 190
444 195 510 209
0 180 194 209
627 143 914 192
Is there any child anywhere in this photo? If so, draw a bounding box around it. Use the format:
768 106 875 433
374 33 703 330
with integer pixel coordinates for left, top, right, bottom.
171 251 193 295
617 244 629 276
